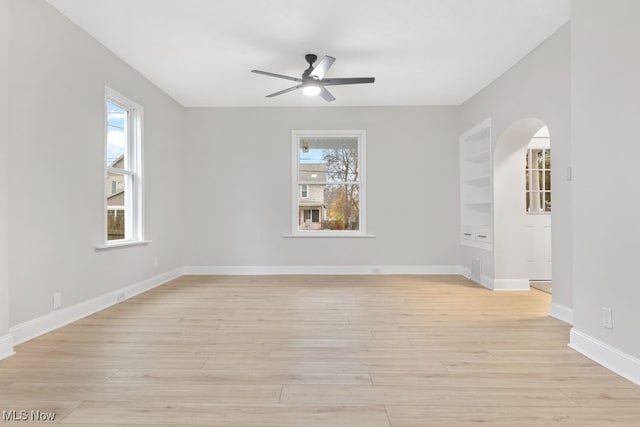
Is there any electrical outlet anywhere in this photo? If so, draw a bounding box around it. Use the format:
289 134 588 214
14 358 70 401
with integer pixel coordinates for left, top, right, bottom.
153 256 159 267
53 292 62 309
602 307 613 329
117 293 126 302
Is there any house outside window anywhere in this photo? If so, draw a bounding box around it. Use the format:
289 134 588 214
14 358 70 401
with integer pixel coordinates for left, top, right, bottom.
105 87 144 243
292 130 366 235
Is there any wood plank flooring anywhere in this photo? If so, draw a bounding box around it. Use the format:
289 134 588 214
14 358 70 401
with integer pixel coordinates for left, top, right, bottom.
1 274 639 426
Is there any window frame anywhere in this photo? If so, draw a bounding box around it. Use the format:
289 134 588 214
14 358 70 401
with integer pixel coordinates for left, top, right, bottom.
102 87 145 246
300 183 309 198
525 130 551 215
291 130 367 237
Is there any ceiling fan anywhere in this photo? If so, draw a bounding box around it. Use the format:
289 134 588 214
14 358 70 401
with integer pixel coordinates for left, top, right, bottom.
251 54 375 102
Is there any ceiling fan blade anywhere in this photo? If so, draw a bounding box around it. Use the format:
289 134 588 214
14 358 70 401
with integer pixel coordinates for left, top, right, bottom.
321 77 375 86
266 84 303 98
252 70 302 82
319 86 336 102
310 55 335 80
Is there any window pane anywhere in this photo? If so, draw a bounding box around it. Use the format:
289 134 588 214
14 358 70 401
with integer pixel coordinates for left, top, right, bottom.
300 184 308 198
538 192 544 213
545 171 551 191
299 137 358 183
325 184 360 230
535 149 543 168
107 102 127 169
544 150 551 169
544 192 551 212
537 169 544 189
297 184 360 231
106 173 126 240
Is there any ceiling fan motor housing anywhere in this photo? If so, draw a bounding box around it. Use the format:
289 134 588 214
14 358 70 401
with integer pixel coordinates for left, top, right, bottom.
302 54 318 79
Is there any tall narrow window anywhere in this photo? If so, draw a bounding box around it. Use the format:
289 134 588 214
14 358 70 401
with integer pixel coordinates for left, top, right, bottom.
525 126 551 213
105 87 143 243
292 130 366 235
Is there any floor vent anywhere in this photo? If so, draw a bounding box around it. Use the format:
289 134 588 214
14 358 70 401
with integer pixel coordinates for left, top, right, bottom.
470 259 481 283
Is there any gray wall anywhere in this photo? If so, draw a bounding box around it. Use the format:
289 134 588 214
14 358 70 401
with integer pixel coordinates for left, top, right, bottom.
0 0 9 351
8 0 185 326
571 0 640 358
459 25 572 311
183 107 460 268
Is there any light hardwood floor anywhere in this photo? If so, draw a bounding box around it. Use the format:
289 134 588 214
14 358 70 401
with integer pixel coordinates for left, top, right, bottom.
1 275 639 426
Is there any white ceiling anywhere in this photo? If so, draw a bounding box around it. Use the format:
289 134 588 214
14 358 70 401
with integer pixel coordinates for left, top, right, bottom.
46 0 569 107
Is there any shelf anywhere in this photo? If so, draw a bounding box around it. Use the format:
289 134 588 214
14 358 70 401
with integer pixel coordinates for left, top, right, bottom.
464 201 491 206
464 148 490 163
463 174 490 185
462 126 490 142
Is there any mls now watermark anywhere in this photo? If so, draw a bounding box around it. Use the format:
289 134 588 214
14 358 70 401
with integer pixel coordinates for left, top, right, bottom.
2 409 57 422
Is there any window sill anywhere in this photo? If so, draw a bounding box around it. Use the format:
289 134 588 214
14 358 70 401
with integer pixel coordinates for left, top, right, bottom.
95 240 152 250
283 233 376 238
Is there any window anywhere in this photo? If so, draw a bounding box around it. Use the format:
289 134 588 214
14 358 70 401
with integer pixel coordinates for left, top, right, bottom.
525 126 551 213
303 208 320 223
292 130 366 234
104 87 144 243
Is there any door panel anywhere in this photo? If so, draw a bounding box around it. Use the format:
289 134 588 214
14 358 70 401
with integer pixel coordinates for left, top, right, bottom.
526 215 552 280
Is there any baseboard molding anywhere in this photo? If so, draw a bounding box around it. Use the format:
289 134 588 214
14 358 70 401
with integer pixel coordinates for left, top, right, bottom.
184 265 462 276
0 333 15 361
10 267 183 346
458 266 494 290
569 328 640 385
549 302 573 324
492 278 530 291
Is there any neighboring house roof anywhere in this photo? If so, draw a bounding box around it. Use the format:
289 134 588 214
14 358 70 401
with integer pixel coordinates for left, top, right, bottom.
110 154 125 169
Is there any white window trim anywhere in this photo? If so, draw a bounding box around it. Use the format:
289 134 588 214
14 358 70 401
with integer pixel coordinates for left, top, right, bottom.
100 86 145 248
290 130 370 237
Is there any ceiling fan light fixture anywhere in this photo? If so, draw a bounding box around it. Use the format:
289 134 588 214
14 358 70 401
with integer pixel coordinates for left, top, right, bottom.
302 83 321 96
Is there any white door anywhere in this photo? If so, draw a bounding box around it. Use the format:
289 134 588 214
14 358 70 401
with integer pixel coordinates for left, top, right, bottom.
525 128 552 281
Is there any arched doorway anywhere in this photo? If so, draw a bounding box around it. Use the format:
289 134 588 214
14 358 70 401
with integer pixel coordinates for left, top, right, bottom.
494 118 552 290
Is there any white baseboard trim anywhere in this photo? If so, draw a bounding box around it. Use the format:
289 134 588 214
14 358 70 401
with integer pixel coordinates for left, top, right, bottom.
10 267 183 346
458 266 494 290
569 328 640 385
0 333 15 361
549 302 573 324
492 279 530 291
479 275 494 290
184 265 462 276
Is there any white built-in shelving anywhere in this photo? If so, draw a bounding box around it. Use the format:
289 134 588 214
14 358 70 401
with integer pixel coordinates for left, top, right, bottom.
460 119 492 251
